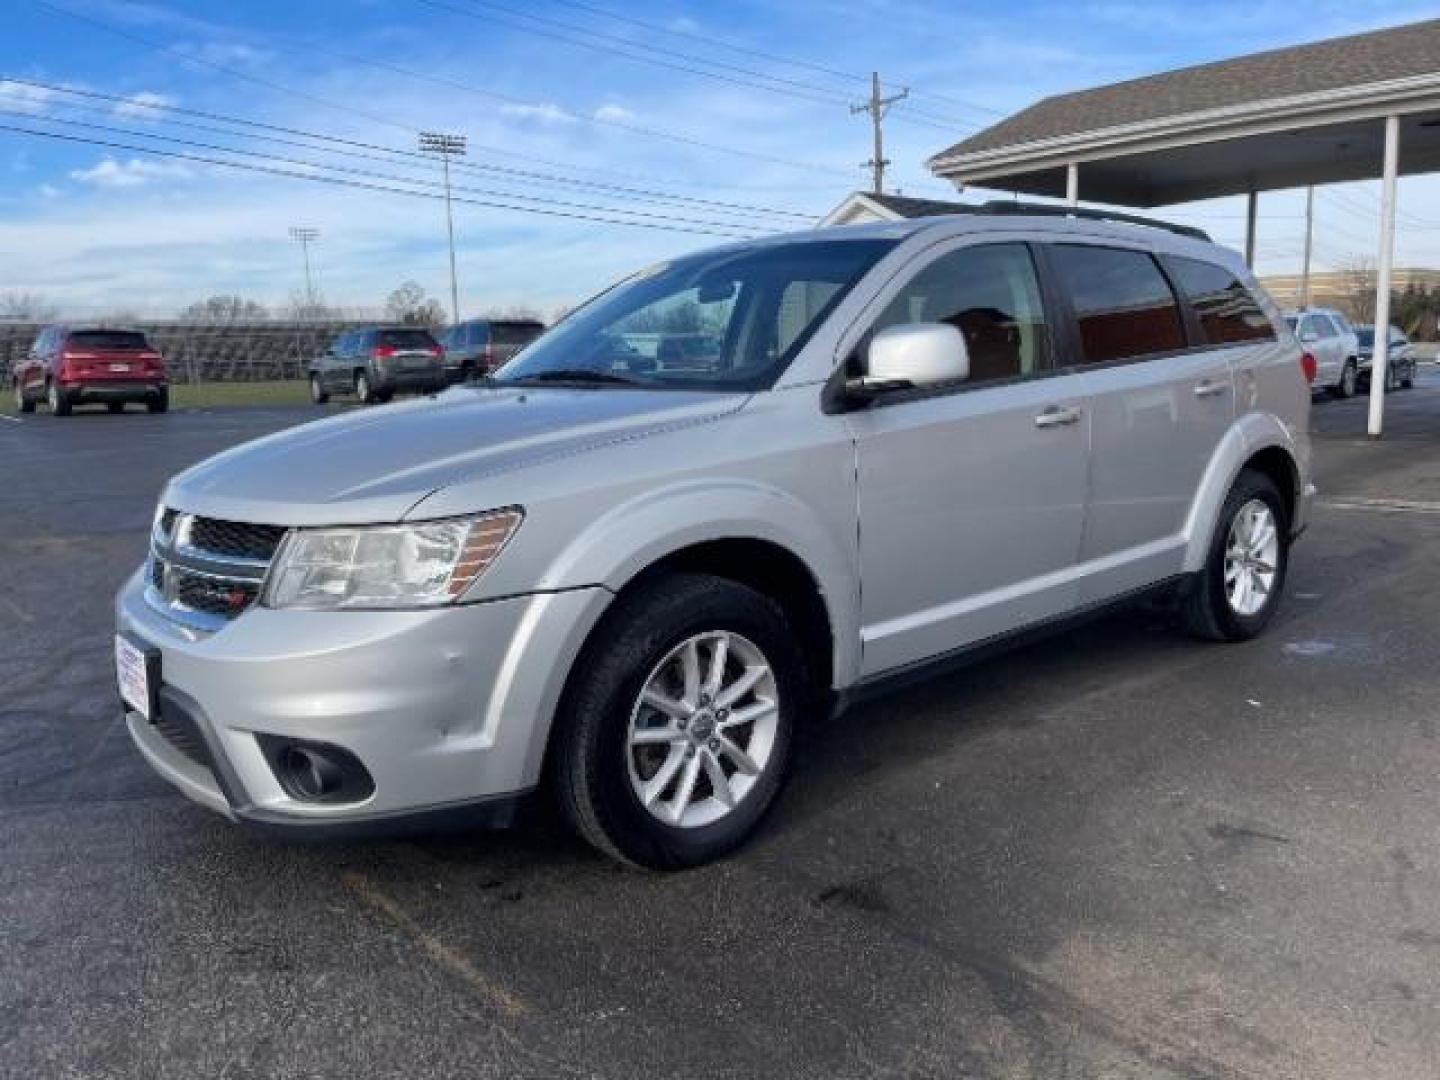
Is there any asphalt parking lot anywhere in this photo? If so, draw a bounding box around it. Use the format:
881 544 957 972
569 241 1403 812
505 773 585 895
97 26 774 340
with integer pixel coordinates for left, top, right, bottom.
3 376 1440 1080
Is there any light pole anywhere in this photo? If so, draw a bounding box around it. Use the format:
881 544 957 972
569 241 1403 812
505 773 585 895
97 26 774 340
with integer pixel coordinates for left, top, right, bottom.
419 131 467 324
288 226 320 311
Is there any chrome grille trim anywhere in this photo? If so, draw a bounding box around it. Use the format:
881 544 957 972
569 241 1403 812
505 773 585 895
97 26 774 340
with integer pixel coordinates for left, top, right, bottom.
146 510 287 630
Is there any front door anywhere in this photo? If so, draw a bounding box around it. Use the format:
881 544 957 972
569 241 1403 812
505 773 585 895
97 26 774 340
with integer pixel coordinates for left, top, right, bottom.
847 241 1089 677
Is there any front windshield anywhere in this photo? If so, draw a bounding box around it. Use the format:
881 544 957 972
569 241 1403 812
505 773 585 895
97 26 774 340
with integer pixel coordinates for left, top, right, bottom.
495 239 896 391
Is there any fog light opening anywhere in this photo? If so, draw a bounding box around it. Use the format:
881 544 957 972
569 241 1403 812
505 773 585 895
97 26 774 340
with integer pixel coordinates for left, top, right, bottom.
257 735 376 805
279 746 343 799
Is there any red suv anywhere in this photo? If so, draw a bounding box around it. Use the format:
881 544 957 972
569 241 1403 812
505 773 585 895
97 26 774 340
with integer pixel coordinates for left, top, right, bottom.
13 327 169 416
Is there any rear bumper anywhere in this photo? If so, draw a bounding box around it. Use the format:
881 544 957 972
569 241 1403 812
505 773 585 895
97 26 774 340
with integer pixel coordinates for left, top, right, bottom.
60 380 166 403
373 366 444 393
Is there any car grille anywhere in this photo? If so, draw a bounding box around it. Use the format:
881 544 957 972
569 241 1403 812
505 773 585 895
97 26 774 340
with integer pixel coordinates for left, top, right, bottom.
148 510 287 629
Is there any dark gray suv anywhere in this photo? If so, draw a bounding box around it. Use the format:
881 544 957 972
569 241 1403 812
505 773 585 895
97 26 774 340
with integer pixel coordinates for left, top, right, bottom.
309 327 446 405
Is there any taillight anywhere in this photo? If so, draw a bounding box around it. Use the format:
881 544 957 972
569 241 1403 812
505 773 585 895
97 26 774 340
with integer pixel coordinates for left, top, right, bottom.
373 345 396 359
1300 352 1317 384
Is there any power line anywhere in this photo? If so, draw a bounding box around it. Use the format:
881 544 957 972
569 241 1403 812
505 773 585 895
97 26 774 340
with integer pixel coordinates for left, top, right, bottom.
544 0 1004 120
5 77 815 221
0 119 759 238
26 0 851 192
415 0 977 132
0 107 769 232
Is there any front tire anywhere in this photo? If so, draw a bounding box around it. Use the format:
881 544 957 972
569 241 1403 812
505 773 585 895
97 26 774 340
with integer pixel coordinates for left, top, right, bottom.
309 374 329 405
355 371 376 405
15 383 34 414
1334 360 1357 399
1180 470 1288 642
147 390 168 414
553 573 804 870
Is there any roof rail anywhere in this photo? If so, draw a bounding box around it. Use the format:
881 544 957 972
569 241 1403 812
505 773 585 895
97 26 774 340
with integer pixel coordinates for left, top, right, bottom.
978 200 1211 242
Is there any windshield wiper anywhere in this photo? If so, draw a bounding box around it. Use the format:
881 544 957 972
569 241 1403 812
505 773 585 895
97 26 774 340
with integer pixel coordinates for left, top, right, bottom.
503 369 648 387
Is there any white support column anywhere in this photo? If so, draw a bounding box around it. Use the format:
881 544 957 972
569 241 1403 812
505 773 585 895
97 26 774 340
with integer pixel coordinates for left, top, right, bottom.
1065 162 1079 207
1244 190 1258 268
1367 114 1401 441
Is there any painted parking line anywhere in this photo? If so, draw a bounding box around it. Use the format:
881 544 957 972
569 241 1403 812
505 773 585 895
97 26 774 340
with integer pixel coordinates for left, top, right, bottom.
340 870 529 1018
1319 496 1440 515
0 414 22 424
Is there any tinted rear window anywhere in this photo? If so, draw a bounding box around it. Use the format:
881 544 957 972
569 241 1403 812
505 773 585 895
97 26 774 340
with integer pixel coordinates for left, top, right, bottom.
1356 328 1375 347
377 329 438 348
491 321 544 346
70 330 148 350
1050 246 1185 363
1165 257 1275 345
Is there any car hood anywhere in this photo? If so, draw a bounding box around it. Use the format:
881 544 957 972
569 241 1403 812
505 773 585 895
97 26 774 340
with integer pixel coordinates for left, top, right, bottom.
164 387 747 525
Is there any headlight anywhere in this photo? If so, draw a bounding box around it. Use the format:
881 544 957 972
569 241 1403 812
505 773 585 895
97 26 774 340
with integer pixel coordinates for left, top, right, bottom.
264 508 523 610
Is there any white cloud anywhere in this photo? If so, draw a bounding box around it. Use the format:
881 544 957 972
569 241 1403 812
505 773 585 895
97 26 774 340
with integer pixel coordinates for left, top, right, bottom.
113 91 176 118
594 104 637 124
0 80 54 116
69 157 194 188
498 102 575 124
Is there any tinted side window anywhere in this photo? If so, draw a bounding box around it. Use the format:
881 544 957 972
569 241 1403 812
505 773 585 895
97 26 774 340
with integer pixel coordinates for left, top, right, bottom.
1050 245 1186 364
874 243 1050 384
469 322 490 347
1165 257 1275 345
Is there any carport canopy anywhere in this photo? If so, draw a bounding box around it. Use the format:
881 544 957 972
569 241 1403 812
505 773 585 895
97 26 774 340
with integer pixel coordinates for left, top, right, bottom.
927 19 1440 438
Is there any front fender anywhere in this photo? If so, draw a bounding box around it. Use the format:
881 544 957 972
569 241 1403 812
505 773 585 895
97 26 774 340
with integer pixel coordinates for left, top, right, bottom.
1181 412 1306 572
535 479 861 688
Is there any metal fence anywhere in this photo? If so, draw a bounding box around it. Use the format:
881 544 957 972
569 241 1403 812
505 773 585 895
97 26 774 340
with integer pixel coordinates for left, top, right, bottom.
0 320 377 387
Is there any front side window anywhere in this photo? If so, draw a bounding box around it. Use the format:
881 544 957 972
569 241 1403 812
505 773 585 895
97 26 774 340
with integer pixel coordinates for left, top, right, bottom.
872 243 1050 384
496 239 895 391
1050 245 1186 364
1165 257 1275 345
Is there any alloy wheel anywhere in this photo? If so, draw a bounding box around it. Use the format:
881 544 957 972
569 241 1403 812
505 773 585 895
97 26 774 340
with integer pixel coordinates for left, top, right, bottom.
626 631 780 829
1224 499 1279 617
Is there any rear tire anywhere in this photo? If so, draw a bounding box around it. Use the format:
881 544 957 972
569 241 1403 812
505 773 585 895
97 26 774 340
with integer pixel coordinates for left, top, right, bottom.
1334 360 1357 399
1180 469 1288 642
47 383 71 416
1402 364 1415 390
553 572 804 870
309 374 329 405
147 390 168 414
107 402 124 414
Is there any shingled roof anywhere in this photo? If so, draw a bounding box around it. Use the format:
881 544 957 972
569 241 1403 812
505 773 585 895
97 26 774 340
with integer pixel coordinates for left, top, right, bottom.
932 19 1440 162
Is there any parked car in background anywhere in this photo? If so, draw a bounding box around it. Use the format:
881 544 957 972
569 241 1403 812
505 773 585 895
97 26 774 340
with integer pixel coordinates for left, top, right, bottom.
437 318 545 383
1355 324 1417 391
309 327 446 405
13 327 168 416
119 207 1312 868
1283 307 1360 398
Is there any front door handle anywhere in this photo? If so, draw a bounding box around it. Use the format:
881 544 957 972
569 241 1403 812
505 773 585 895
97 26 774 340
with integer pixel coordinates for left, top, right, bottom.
1194 380 1229 399
1034 405 1082 428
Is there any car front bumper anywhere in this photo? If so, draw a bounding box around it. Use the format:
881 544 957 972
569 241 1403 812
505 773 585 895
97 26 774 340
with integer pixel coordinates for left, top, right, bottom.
115 568 611 834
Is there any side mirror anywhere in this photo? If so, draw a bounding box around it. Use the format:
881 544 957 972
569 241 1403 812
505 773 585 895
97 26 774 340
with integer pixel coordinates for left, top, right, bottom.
849 322 969 400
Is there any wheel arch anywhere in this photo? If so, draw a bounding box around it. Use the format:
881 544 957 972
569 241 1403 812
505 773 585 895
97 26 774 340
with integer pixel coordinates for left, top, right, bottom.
1182 415 1304 573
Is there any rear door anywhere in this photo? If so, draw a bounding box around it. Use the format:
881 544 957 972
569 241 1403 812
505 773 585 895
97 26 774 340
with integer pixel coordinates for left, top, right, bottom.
849 239 1090 676
1044 243 1235 602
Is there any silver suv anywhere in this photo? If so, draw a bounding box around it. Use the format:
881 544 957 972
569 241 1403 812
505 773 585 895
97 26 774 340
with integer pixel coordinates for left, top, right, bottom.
116 208 1313 868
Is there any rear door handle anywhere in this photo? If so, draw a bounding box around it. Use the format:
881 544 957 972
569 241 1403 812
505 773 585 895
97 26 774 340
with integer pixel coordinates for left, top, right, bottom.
1034 405 1082 428
1194 380 1229 399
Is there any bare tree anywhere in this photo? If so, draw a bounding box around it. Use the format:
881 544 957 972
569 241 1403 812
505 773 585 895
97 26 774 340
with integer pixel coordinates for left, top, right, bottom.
483 303 544 322
179 295 269 324
0 292 58 322
1340 258 1377 324
385 280 445 327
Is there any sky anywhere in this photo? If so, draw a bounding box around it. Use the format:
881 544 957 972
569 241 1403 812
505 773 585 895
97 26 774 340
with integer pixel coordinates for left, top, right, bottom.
2 0 1439 319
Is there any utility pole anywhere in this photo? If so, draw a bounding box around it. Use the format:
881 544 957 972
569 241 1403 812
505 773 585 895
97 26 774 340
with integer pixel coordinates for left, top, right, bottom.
1300 186 1315 308
850 72 908 195
419 131 467 325
288 226 320 310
